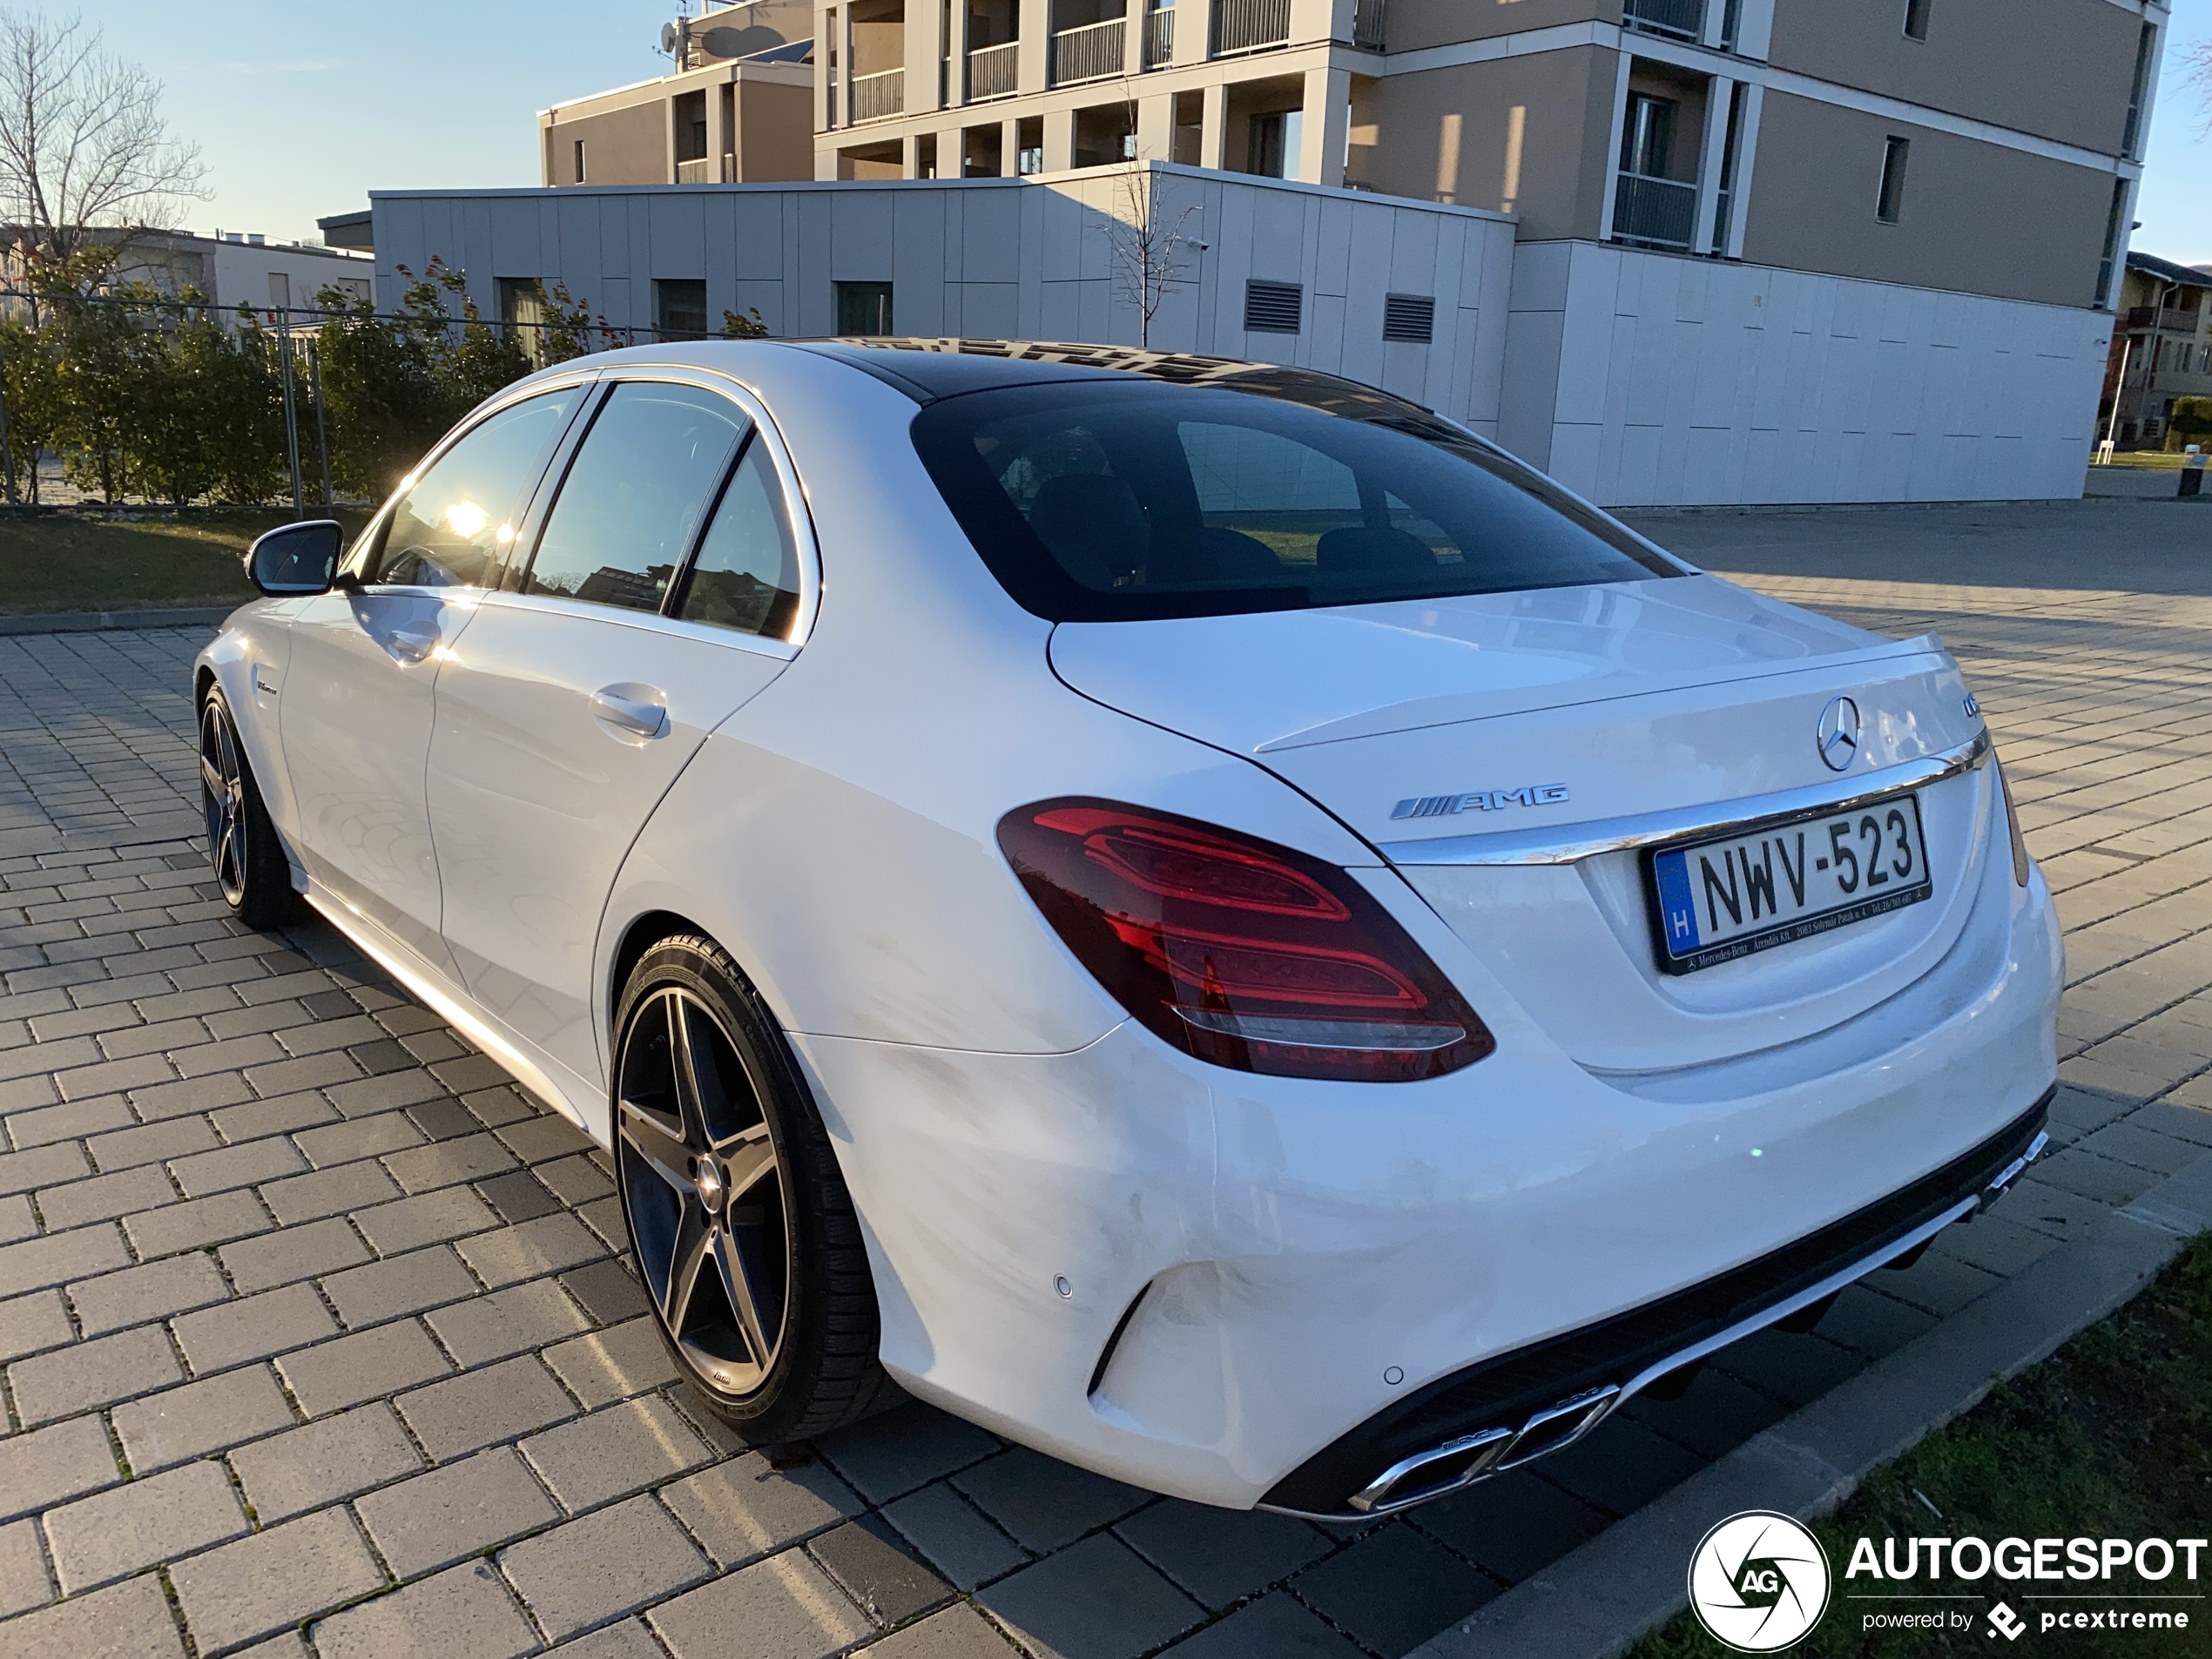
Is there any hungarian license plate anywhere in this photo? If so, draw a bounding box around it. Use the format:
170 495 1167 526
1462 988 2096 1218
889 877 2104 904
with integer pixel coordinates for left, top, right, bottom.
1648 792 1933 974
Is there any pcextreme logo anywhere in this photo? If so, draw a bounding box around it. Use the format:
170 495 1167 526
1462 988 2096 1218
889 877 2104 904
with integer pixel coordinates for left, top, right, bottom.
1688 1511 1832 1652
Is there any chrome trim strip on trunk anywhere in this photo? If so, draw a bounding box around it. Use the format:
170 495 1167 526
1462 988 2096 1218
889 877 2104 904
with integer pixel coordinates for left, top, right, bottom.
1256 1115 2045 1524
1379 730 1992 868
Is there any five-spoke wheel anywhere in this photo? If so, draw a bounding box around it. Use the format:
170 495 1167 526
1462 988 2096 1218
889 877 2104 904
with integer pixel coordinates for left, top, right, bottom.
617 985 792 1396
200 696 249 908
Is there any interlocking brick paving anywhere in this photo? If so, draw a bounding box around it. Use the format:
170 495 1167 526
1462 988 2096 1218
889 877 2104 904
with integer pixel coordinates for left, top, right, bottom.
0 495 2208 1657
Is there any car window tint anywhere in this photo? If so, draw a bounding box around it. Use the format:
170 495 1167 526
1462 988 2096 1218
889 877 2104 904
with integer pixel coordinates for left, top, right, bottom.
366 390 577 589
911 381 1677 622
675 438 803 640
527 382 748 613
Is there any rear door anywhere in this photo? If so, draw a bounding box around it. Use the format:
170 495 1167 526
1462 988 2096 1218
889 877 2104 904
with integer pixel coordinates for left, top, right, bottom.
424 374 813 1096
278 383 587 974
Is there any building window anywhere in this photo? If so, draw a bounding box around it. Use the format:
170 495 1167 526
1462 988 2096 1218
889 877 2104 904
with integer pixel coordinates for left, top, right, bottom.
1244 279 1302 334
1382 293 1435 344
2095 177 2128 307
655 279 708 340
1902 0 1931 40
836 280 894 334
574 139 586 184
1017 114 1043 175
501 278 550 367
1621 93 1676 179
1875 136 1909 224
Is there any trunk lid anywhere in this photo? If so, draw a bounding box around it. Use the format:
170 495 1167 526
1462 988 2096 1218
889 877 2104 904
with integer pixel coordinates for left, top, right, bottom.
1049 577 1997 1074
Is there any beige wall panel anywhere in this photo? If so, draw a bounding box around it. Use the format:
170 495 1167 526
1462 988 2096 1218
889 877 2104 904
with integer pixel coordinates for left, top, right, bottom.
549 105 670 187
1383 0 1612 53
1743 93 2114 308
1767 0 2139 155
1352 49 1616 241
738 81 819 179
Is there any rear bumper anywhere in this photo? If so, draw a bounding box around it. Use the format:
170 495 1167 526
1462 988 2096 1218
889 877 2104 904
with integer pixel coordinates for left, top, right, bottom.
1258 1089 2051 1519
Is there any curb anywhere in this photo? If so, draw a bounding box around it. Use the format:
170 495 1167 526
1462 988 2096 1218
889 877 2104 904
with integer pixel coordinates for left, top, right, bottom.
0 605 240 636
1410 1148 2212 1659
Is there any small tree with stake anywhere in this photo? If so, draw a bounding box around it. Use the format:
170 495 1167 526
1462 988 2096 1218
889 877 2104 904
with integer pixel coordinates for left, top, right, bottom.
1102 153 1201 351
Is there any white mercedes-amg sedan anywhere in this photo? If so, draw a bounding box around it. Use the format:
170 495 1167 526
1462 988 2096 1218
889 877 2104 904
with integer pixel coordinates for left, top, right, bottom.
197 339 2059 1521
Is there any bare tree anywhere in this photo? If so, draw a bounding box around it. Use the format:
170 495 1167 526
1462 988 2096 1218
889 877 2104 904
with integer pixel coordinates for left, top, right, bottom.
1103 158 1202 349
0 10 207 280
2182 36 2212 137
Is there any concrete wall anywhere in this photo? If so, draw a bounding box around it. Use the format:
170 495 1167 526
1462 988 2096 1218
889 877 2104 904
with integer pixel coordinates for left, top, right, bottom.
368 165 1519 430
736 79 818 179
1500 239 2110 505
1743 92 2118 309
545 102 667 186
1349 47 1618 241
1765 0 2145 156
1382 0 1615 52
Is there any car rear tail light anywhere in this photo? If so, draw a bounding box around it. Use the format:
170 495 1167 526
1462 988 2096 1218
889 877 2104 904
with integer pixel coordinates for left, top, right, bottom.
999 799 1494 1082
1994 754 2030 887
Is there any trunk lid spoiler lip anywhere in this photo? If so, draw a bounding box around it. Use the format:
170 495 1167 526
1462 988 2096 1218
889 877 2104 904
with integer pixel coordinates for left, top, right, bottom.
1383 727 1992 868
1255 631 1953 755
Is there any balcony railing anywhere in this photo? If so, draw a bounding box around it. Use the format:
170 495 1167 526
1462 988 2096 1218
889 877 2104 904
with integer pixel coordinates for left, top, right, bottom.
1212 0 1289 55
1611 172 1697 251
1051 17 1125 84
2126 306 2202 333
1352 0 1385 50
968 39 1019 98
1143 7 1174 66
851 66 904 121
1622 0 1704 41
674 156 733 183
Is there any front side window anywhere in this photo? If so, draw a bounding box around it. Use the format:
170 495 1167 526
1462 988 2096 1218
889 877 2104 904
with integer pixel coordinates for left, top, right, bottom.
911 380 1677 623
362 389 580 589
525 382 747 614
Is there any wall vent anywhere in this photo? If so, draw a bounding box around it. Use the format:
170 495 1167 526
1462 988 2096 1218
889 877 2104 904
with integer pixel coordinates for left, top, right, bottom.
1383 293 1436 343
1244 279 1303 334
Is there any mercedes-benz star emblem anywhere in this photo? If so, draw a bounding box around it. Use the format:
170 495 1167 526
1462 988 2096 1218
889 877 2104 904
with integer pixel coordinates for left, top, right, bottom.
1816 695 1861 772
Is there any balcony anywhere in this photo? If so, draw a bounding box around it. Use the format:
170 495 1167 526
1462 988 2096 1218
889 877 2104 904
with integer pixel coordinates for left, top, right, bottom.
1622 0 1704 42
1212 0 1289 56
1611 172 1697 251
1052 17 1125 84
1352 0 1385 50
968 39 1019 98
1143 7 1173 67
675 156 734 183
2127 306 2202 333
851 66 905 121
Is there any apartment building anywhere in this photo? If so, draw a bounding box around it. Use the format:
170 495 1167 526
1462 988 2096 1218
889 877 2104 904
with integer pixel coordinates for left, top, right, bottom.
1 227 373 322
539 0 816 187
2101 249 2212 448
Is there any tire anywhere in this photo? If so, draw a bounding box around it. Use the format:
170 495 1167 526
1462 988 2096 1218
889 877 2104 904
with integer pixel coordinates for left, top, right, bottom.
611 934 894 1442
199 688 296 930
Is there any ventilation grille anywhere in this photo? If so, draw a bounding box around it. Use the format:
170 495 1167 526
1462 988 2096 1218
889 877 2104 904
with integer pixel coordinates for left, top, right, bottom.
1244 280 1303 334
1383 293 1436 343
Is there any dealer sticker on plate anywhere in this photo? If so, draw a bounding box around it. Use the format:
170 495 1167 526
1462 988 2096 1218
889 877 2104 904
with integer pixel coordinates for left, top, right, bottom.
1649 792 1934 974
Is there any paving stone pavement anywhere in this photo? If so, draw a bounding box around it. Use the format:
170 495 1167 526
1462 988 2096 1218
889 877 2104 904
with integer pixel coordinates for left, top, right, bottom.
1 496 2209 1659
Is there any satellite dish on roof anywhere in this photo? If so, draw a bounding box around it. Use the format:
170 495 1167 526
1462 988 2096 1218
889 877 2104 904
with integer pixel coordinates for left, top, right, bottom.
659 20 680 53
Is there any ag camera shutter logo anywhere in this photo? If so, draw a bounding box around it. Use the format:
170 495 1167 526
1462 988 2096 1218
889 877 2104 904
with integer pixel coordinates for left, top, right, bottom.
1688 1511 1832 1651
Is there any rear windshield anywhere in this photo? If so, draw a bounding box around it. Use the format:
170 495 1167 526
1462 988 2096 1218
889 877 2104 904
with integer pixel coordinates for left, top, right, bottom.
909 380 1679 622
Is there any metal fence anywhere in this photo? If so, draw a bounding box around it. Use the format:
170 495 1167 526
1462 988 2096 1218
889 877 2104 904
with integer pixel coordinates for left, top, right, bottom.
1051 17 1124 84
1143 7 1174 67
850 67 905 122
1212 0 1290 55
1622 0 1704 40
968 39 1019 98
1611 172 1698 251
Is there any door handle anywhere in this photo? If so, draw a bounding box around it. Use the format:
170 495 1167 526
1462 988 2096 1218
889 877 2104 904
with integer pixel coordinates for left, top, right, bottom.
589 686 669 739
388 628 438 664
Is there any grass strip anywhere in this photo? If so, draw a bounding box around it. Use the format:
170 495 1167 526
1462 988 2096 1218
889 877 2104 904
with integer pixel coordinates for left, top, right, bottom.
1630 1229 2212 1657
0 509 369 615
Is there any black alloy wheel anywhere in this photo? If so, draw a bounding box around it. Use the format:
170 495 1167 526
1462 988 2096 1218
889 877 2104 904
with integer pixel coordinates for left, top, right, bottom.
198 690 293 929
612 934 893 1440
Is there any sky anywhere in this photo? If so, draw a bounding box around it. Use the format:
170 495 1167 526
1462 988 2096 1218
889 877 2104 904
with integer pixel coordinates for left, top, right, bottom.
98 0 2212 261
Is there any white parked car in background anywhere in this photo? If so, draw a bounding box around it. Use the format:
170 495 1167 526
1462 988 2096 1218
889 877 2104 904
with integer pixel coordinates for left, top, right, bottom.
197 339 2058 1521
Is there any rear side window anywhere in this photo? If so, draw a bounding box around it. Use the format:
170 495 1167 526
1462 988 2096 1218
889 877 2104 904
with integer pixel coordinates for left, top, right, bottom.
910 381 1676 622
526 382 748 613
674 440 804 640
363 389 579 589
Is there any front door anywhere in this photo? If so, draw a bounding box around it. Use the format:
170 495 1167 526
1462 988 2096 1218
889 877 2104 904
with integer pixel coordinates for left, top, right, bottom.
280 385 586 973
427 377 810 1099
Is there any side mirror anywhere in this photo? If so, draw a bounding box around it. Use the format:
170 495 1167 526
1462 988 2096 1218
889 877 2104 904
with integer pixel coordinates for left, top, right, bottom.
246 520 345 596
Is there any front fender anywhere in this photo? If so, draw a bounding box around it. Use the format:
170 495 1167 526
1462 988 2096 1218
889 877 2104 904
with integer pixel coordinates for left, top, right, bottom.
195 602 298 860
